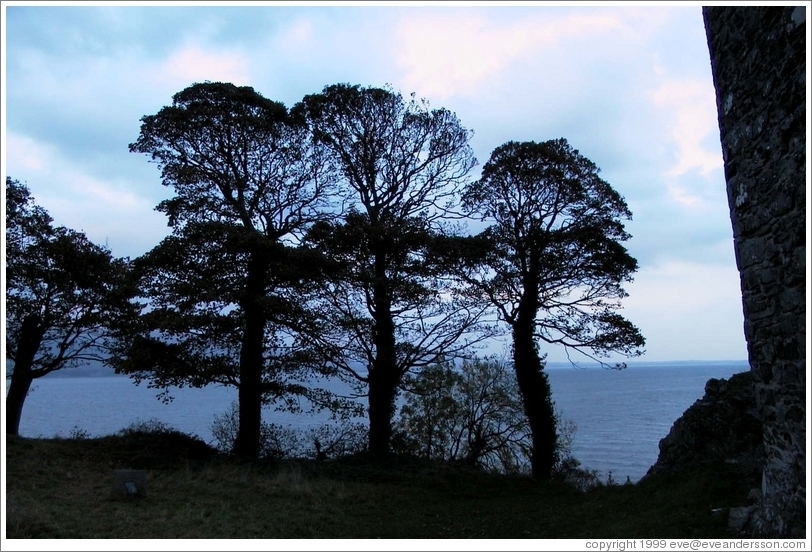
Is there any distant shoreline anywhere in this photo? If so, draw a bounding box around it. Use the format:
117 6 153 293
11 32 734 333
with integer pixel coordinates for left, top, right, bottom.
544 359 749 370
35 358 752 379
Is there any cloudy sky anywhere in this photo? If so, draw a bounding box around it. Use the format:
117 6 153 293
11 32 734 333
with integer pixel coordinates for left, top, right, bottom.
2 2 750 363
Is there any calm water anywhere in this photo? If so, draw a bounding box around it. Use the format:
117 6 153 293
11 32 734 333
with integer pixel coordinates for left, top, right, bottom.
11 360 749 482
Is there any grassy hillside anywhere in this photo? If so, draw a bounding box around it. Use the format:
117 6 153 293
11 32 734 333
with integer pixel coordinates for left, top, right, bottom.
5 429 757 539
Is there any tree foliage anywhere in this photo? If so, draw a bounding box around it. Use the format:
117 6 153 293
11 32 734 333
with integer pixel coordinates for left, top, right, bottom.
131 82 334 236
5 177 132 435
462 139 643 356
293 84 475 222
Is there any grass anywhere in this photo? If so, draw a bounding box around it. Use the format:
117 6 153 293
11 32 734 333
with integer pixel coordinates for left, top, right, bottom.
4 430 759 539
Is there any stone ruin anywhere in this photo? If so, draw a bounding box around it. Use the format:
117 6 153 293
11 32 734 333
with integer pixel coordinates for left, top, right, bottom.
702 6 806 537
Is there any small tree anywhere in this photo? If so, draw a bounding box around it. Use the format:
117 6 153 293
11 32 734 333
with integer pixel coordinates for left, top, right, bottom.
395 357 537 473
5 177 132 435
394 360 464 461
461 139 645 478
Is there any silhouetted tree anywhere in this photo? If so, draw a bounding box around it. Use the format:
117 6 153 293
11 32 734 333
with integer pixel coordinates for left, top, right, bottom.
294 84 489 457
461 139 645 478
122 82 340 457
5 177 132 435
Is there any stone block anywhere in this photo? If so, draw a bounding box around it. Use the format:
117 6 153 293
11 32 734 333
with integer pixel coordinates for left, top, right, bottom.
113 469 148 498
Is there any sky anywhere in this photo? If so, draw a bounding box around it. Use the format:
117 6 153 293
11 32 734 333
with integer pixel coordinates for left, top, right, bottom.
1 1 772 364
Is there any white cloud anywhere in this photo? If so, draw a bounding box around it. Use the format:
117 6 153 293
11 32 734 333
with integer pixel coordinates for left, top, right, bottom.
274 19 314 49
651 79 723 185
5 132 50 172
395 11 625 100
5 130 167 258
155 43 251 88
621 260 746 360
624 260 741 314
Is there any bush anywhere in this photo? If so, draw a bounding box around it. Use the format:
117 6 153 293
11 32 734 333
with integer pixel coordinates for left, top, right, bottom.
394 358 528 473
210 401 302 459
108 418 217 469
305 422 368 460
118 418 175 435
211 401 369 461
67 426 91 440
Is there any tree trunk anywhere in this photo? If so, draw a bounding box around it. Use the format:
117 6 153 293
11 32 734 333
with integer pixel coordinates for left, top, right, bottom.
6 367 34 437
510 242 559 478
6 314 46 436
367 251 398 458
512 317 558 479
233 253 266 458
367 361 398 458
512 322 557 478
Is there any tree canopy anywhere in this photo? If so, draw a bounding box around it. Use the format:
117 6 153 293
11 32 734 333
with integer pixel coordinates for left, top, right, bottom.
463 139 644 360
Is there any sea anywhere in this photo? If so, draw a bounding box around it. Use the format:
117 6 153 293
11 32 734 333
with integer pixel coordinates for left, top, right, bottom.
9 360 749 482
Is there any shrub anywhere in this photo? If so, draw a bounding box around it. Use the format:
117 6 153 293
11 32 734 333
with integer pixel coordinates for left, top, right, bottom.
211 401 369 461
109 418 217 468
304 422 368 460
118 418 174 435
67 426 91 440
210 401 302 459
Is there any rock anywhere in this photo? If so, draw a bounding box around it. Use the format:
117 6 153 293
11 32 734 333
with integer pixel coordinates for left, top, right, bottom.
728 506 757 533
644 370 763 478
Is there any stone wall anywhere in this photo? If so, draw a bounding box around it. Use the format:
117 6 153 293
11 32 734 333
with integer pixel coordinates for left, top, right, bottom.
703 7 806 537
